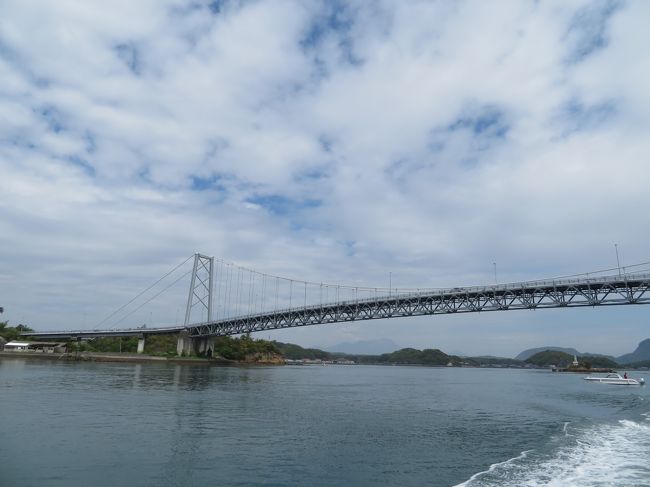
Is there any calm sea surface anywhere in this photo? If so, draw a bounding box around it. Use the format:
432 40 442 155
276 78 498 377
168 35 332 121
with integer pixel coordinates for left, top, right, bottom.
1 358 649 486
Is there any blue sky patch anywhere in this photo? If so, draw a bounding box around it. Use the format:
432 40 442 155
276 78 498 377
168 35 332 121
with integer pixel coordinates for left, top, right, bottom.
190 174 228 192
208 0 224 15
422 105 511 167
343 240 357 257
115 43 141 75
67 155 96 177
318 135 334 153
84 131 97 154
8 136 36 151
448 107 509 139
301 1 353 48
295 167 329 183
37 105 65 133
558 98 616 135
565 0 622 64
247 194 322 215
0 38 51 89
300 1 362 66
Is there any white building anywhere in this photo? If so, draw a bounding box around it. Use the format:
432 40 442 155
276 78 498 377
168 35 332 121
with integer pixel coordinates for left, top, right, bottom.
3 341 31 351
2 341 66 353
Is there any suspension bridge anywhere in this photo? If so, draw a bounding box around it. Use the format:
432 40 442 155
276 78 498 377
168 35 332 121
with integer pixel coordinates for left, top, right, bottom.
22 253 650 356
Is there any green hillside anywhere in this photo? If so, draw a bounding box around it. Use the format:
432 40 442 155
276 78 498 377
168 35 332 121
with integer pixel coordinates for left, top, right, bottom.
580 355 619 369
272 343 459 366
625 359 650 369
525 350 575 367
364 347 458 366
525 350 618 368
272 341 333 360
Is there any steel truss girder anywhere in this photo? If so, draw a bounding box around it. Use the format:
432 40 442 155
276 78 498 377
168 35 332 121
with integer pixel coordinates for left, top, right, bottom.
187 275 650 338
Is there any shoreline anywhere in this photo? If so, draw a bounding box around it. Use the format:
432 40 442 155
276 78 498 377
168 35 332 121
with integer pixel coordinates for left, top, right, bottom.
555 367 615 373
1 352 643 371
0 351 279 366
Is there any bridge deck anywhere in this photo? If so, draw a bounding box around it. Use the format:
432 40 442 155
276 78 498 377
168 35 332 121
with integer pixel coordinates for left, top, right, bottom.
23 272 650 340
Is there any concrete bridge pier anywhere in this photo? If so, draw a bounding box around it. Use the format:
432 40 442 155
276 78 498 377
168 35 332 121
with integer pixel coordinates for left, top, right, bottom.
176 331 214 357
137 334 146 354
195 336 215 358
177 331 193 356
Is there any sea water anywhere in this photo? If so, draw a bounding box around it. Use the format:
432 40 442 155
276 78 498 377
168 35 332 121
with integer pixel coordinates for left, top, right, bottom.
1 358 648 486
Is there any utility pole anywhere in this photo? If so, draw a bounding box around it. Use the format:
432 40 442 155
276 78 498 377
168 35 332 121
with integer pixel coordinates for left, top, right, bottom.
614 243 621 277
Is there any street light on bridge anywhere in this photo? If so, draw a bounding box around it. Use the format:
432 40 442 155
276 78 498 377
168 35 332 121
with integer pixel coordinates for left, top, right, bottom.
614 243 622 277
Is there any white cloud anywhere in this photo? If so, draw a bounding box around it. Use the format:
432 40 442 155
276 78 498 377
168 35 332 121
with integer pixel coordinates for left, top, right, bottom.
1 0 649 357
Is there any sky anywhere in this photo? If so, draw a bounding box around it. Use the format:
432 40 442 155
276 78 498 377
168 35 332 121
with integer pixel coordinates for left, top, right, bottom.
1 0 649 358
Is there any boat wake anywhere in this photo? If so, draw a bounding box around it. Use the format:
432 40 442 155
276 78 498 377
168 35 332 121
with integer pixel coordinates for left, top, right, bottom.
454 417 650 486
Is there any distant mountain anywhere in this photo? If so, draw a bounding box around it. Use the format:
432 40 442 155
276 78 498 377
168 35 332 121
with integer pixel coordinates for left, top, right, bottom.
327 338 399 355
515 346 616 361
515 346 580 361
466 356 525 366
617 339 650 364
447 350 468 357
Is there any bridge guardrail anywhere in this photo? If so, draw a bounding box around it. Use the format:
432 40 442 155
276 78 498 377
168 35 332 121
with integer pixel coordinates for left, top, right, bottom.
192 271 650 325
23 271 650 335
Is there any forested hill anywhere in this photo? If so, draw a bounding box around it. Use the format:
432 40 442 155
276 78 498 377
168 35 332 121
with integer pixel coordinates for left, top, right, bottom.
364 347 460 366
524 350 618 368
273 342 518 366
274 341 459 365
515 346 580 361
273 341 332 360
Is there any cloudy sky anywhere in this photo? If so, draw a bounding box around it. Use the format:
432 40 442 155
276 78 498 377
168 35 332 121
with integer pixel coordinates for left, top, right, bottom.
1 0 649 357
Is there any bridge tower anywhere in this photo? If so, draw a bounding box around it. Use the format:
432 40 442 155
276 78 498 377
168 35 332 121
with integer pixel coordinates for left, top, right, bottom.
178 253 215 356
184 253 214 325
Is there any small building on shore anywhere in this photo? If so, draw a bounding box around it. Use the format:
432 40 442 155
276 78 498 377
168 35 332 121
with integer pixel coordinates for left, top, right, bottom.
3 341 67 353
4 341 31 351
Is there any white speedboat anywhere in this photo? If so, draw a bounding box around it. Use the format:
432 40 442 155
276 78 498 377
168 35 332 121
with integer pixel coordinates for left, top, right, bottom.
584 373 645 386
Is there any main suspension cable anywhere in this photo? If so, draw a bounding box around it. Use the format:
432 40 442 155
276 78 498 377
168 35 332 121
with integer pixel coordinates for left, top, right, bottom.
109 269 193 328
95 254 194 328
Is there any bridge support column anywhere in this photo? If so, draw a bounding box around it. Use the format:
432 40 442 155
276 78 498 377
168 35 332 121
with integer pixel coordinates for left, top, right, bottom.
176 332 214 358
195 337 215 358
137 335 146 354
177 331 194 356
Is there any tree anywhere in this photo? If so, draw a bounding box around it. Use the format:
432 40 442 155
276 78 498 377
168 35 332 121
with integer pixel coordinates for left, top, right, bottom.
0 322 33 342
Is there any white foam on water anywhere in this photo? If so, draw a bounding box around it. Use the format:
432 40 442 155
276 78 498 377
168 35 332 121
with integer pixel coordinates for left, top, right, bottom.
455 418 650 487
453 451 531 487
